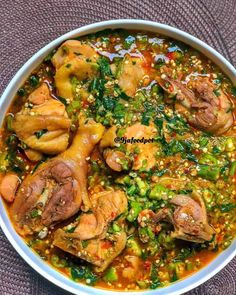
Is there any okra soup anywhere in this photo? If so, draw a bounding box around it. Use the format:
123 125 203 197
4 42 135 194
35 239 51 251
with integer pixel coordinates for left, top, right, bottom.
0 29 236 291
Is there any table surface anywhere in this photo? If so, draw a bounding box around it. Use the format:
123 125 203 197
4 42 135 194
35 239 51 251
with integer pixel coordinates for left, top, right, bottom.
0 0 235 294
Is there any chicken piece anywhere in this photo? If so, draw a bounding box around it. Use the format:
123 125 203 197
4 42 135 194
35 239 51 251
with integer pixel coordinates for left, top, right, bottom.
24 149 43 162
54 57 99 101
12 83 71 155
125 122 159 170
53 190 127 271
99 126 128 171
52 40 98 70
157 69 233 135
100 123 159 171
103 149 129 172
99 126 118 149
71 190 127 240
169 193 214 242
54 230 127 272
52 40 99 101
28 82 51 105
155 192 214 243
0 173 20 203
11 118 105 236
118 55 146 97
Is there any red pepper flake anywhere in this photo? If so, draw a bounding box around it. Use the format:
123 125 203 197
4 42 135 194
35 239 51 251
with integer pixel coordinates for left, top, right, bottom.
102 240 112 249
193 149 202 155
111 211 116 219
81 100 89 108
166 52 175 60
143 260 151 270
169 84 174 93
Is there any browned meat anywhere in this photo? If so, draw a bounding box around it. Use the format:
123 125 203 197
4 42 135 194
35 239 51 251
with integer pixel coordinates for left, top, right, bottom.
11 118 105 236
0 173 20 203
138 192 214 243
103 149 128 172
155 192 214 243
157 69 233 135
100 123 159 171
53 190 128 271
72 190 127 240
54 229 127 272
117 55 146 97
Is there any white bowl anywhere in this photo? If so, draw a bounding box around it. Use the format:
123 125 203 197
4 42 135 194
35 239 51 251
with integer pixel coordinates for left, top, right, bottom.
0 19 235 295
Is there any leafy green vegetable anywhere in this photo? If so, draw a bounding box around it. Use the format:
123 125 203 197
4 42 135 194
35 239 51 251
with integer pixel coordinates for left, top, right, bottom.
34 129 48 139
17 88 26 96
219 203 236 213
231 86 236 96
30 208 41 218
66 100 81 115
173 247 194 262
71 266 97 285
57 96 68 106
124 35 135 49
98 56 112 78
150 263 161 289
29 75 39 87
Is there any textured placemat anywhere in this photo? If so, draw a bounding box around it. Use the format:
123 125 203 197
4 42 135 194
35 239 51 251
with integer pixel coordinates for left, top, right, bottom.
0 1 235 294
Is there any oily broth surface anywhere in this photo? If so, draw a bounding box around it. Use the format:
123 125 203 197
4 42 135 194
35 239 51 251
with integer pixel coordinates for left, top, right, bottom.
0 30 235 291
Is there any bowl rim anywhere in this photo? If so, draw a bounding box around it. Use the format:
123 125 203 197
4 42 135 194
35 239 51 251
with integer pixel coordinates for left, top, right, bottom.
0 19 235 295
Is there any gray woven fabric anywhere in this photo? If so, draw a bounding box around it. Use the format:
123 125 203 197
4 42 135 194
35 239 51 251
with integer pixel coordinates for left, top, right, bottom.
0 0 235 294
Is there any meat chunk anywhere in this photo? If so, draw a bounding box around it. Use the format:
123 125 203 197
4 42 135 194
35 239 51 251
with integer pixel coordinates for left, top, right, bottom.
12 83 71 155
0 173 20 203
11 118 105 236
52 40 99 100
54 229 127 272
157 69 234 135
101 123 159 171
52 40 98 70
155 192 214 243
169 193 214 242
117 55 146 97
53 190 128 271
72 190 127 240
103 149 128 172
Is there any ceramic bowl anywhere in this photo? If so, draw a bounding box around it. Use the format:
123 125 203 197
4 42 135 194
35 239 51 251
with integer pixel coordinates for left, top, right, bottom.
0 19 235 295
